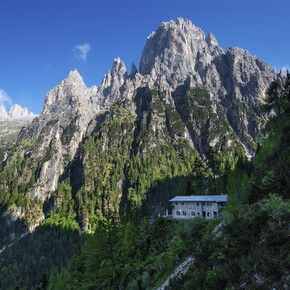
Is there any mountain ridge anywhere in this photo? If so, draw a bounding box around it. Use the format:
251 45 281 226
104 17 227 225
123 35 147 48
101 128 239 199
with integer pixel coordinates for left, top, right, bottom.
0 103 36 120
15 18 281 200
0 17 283 230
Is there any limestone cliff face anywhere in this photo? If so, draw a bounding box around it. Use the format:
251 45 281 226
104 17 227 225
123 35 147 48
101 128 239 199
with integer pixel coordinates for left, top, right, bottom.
18 70 102 198
140 18 222 87
98 58 129 107
139 18 276 95
138 17 279 156
8 17 280 202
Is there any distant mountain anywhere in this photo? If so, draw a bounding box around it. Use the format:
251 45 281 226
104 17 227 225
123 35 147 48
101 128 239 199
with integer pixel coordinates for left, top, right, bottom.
9 104 36 119
0 17 283 230
0 103 36 120
0 104 36 161
0 104 9 119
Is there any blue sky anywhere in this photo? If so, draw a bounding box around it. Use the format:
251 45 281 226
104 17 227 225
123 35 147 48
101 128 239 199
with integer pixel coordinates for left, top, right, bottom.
0 0 289 114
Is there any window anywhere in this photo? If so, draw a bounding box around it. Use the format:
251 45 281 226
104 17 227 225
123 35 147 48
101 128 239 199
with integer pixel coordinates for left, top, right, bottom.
183 211 186 216
214 211 217 217
197 203 199 206
175 202 178 205
182 203 184 205
197 212 200 215
207 212 211 217
203 203 205 206
191 211 195 216
176 211 180 215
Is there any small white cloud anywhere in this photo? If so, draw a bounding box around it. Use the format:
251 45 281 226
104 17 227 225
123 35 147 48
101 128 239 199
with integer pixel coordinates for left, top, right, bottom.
0 88 12 106
73 43 91 62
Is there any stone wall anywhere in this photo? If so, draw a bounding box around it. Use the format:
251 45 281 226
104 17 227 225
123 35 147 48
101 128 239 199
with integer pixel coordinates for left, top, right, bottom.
171 201 221 219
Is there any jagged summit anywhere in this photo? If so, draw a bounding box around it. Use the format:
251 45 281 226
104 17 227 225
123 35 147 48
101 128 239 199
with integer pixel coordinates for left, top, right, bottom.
140 18 276 99
68 68 83 79
139 17 221 83
130 62 138 78
101 58 128 88
0 104 9 119
110 58 128 88
206 32 218 47
0 103 36 120
99 57 128 106
65 68 86 89
9 104 28 119
42 69 87 115
158 17 196 33
112 58 128 76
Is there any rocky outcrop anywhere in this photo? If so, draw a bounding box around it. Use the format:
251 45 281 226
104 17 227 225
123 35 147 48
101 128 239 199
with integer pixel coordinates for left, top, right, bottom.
98 58 129 107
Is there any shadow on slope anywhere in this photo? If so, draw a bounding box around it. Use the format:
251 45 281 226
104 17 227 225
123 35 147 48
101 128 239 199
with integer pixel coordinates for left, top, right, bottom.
0 223 84 289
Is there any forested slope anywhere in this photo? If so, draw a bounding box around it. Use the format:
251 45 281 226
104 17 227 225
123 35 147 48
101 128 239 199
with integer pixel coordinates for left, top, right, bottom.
47 75 289 289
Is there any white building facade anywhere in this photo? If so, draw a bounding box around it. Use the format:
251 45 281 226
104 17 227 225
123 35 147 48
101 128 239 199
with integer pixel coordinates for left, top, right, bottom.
169 195 227 220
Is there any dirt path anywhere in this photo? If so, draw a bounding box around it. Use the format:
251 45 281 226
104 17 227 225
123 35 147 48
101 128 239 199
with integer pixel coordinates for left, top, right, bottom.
156 256 194 289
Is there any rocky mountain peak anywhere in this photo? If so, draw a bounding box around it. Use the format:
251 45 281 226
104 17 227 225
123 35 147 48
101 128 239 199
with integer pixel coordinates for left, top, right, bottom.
206 32 218 47
0 104 9 119
100 70 112 89
9 104 29 119
68 68 83 81
139 18 218 86
64 69 87 92
111 57 128 78
42 69 87 115
130 62 138 78
176 17 193 26
0 103 36 120
99 58 128 105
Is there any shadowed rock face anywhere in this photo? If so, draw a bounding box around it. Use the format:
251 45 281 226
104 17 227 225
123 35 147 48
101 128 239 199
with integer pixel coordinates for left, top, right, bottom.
9 17 281 201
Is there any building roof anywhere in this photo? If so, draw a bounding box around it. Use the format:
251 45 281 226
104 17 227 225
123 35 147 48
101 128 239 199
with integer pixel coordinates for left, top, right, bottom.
169 195 228 203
